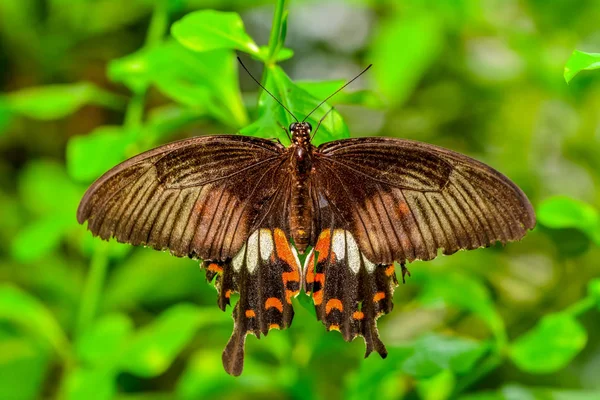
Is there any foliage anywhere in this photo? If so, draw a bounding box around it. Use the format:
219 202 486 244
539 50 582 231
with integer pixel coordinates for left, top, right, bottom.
1 0 600 399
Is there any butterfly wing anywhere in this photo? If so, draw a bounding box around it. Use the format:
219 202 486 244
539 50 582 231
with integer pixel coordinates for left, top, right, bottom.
78 135 302 376
304 136 535 357
78 135 289 260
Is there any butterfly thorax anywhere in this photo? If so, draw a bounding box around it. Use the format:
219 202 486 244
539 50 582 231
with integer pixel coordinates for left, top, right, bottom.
289 122 315 254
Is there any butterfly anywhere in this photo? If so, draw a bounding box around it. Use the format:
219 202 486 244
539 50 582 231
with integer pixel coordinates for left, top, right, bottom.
77 64 535 376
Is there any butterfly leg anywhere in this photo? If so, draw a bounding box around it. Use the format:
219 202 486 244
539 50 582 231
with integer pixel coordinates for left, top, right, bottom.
400 262 411 284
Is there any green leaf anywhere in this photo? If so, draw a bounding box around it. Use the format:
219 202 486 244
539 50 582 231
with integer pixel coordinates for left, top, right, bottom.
402 334 488 378
0 335 50 400
417 271 506 343
11 216 73 262
102 250 204 311
297 80 383 108
256 46 295 62
240 65 349 146
13 161 82 260
564 50 600 83
0 285 70 359
63 367 116 400
66 126 139 182
416 370 455 400
176 350 280 399
588 279 600 311
460 385 600 400
509 313 587 373
108 42 247 128
18 160 82 215
120 303 222 377
76 313 133 367
537 196 600 245
344 346 413 400
369 12 443 106
3 82 125 120
146 105 205 143
172 10 259 55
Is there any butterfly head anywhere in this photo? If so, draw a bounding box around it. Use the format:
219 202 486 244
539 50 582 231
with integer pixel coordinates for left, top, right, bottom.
290 122 312 145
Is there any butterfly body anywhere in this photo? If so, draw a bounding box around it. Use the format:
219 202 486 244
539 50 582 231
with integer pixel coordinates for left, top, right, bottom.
289 121 316 253
78 128 535 376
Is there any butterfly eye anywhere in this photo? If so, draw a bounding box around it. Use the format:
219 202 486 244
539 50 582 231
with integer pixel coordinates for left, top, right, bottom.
289 122 297 132
305 122 312 132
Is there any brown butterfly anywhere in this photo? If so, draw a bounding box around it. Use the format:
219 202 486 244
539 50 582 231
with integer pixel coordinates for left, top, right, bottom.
77 64 535 376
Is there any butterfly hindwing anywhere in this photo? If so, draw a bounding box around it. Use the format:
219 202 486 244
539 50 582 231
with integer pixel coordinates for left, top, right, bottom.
203 228 301 376
304 229 398 358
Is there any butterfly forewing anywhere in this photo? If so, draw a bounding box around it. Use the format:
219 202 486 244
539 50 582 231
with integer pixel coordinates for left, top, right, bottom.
77 135 289 261
313 137 536 264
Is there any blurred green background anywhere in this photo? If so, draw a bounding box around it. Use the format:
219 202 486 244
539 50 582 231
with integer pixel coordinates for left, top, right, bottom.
1 0 600 399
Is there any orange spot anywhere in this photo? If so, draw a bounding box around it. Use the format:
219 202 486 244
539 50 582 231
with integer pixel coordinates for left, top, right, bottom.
225 290 231 299
399 202 410 215
315 273 325 284
274 229 299 268
315 230 331 262
313 290 324 306
329 324 340 332
269 323 280 330
373 292 386 302
305 253 315 284
353 311 364 320
326 299 343 314
282 270 299 286
245 310 255 318
193 202 204 215
385 264 395 277
265 297 283 312
207 263 223 274
285 290 298 304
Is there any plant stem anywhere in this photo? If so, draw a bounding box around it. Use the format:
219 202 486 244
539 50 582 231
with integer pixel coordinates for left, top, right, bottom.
146 0 169 47
565 296 596 317
126 0 169 131
266 0 287 66
75 243 108 337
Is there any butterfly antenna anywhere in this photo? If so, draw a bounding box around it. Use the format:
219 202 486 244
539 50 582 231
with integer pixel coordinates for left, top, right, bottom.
302 64 372 123
237 57 298 123
311 107 335 140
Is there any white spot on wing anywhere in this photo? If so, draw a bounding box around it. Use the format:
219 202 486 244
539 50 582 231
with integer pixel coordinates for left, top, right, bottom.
303 248 314 274
362 253 376 273
259 229 274 262
346 232 361 274
246 230 259 274
232 243 245 272
291 246 301 269
331 229 346 261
